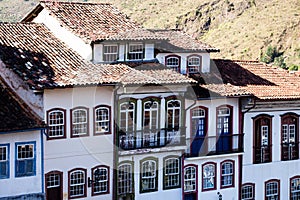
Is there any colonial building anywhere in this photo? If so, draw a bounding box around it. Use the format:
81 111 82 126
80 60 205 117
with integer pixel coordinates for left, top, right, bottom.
0 1 300 200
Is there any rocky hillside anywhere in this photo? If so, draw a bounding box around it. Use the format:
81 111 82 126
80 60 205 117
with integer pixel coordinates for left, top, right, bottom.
0 0 299 66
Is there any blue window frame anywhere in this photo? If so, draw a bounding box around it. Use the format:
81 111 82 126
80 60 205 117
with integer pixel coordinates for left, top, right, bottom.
0 144 9 179
15 142 36 177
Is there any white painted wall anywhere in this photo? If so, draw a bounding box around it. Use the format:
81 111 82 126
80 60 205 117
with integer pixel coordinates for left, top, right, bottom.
156 52 211 74
44 86 115 199
243 106 300 200
0 130 43 198
33 9 92 61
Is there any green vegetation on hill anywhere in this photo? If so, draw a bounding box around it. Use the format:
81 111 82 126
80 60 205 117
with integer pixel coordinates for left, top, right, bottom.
0 0 299 68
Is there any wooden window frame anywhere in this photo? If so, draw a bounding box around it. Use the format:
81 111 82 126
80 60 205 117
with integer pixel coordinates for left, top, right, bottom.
45 170 63 200
187 54 202 74
47 108 66 140
103 44 119 62
91 165 110 196
15 141 36 177
220 159 235 189
252 114 273 164
94 105 111 135
68 168 87 199
280 113 299 161
290 176 300 199
0 144 9 179
117 161 134 197
165 55 181 73
140 157 158 193
202 162 217 191
128 43 144 60
184 164 198 194
70 106 89 138
163 156 181 190
264 179 280 200
241 183 255 200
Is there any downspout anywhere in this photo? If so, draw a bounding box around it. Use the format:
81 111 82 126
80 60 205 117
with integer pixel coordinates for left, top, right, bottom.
40 129 46 195
113 83 122 200
238 96 256 200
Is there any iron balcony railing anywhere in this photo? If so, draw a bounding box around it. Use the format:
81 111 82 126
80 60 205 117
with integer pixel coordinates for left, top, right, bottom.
118 127 186 150
186 133 244 157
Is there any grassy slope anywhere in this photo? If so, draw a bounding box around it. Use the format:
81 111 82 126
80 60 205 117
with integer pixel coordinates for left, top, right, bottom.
0 0 299 66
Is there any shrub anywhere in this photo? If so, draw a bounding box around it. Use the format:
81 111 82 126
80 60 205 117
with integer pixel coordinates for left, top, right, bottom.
288 64 299 71
274 55 287 69
260 46 279 64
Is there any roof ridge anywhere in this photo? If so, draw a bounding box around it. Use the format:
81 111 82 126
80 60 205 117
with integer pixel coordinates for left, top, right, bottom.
40 1 112 6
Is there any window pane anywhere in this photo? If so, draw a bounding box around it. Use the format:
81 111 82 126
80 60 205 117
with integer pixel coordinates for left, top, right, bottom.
93 167 108 194
291 178 300 200
103 45 118 62
95 107 110 134
118 164 133 195
48 110 64 137
141 160 156 191
203 164 215 189
128 44 143 60
165 158 180 188
184 166 196 192
70 170 85 197
72 109 88 136
241 184 254 200
166 57 179 72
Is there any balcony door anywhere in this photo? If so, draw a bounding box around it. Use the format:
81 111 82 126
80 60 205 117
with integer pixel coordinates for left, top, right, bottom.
216 106 232 152
191 107 207 156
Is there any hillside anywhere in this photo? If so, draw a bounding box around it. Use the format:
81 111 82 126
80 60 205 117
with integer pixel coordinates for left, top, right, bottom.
0 0 299 66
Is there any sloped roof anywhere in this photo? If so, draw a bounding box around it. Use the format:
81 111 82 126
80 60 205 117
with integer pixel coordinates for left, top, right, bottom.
204 59 300 100
0 22 194 89
151 29 219 52
0 77 45 132
22 1 166 43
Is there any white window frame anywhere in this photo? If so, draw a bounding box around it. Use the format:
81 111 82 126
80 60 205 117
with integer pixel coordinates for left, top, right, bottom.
192 108 206 136
221 161 234 187
265 181 279 200
69 169 86 198
167 100 181 129
95 106 110 134
0 145 9 179
291 177 300 200
184 166 196 192
164 157 180 189
47 173 60 189
48 109 65 138
187 56 201 73
128 43 144 60
166 56 180 72
141 160 157 192
118 163 133 195
72 108 88 136
203 163 215 190
92 166 109 194
103 44 118 62
241 184 254 200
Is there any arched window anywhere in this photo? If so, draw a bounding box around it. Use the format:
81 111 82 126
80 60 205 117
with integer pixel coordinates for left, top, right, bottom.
166 98 181 144
47 108 66 139
119 100 136 149
220 160 234 188
202 162 216 191
165 55 181 72
290 176 300 200
184 165 197 193
163 156 181 189
253 114 273 164
71 107 89 137
241 183 255 200
117 162 133 196
94 105 111 135
91 165 109 196
281 113 299 161
143 99 160 147
68 168 87 199
265 179 280 200
191 107 208 156
140 158 158 192
187 55 202 73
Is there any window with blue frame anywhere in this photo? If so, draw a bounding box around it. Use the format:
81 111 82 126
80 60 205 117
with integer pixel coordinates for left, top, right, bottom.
15 142 36 177
0 144 9 179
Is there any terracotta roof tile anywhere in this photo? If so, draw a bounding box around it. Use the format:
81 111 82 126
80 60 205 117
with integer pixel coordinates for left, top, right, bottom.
0 23 194 89
209 59 300 99
0 77 45 132
27 1 165 43
151 29 219 52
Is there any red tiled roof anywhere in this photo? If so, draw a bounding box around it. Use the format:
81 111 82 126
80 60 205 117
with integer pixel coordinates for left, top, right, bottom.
23 1 166 43
209 59 300 100
151 29 219 52
0 77 45 132
0 23 194 89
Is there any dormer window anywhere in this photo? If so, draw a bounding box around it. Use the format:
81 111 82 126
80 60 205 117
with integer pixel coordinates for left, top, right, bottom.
187 55 201 73
103 44 118 62
165 55 181 73
128 43 144 60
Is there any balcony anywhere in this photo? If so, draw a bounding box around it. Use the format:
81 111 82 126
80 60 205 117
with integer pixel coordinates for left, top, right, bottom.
254 145 272 163
281 142 299 161
118 127 186 150
185 133 244 157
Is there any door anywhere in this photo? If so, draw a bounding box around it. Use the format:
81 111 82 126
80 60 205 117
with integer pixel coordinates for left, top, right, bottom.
191 108 206 156
46 171 63 200
282 115 298 160
216 107 232 152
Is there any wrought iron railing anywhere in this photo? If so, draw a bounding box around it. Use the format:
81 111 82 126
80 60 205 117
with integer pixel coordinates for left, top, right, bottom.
118 127 186 150
186 133 244 157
